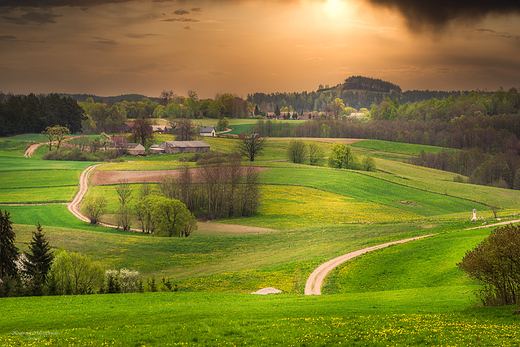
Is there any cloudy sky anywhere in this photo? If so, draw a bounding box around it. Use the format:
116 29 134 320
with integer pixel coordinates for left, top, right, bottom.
1 0 520 98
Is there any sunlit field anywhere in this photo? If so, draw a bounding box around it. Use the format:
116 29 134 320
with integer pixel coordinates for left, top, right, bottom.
1 135 520 346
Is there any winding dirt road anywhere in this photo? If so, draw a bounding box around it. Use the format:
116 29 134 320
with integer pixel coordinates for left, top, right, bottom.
67 164 103 223
304 235 433 295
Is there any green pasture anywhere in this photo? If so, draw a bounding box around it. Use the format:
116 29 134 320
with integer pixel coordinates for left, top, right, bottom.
1 287 519 346
323 227 493 294
11 212 463 287
258 167 488 218
1 205 109 232
352 139 450 157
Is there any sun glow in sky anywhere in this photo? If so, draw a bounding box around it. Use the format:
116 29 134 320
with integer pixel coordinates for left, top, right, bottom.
325 0 347 18
0 0 519 98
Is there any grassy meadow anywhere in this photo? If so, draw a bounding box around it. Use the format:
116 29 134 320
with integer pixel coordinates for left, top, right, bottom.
1 134 520 346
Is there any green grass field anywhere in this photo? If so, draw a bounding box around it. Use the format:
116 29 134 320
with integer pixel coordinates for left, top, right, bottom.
2 134 520 346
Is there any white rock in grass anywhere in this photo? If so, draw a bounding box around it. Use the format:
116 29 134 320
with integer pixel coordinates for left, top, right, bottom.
251 287 282 295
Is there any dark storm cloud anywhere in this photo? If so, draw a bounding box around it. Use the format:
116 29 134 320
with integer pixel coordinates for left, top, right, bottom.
173 9 190 15
0 35 18 41
126 33 161 38
162 17 199 22
1 11 62 25
0 0 134 9
476 28 520 40
367 0 520 31
92 37 118 45
190 7 202 12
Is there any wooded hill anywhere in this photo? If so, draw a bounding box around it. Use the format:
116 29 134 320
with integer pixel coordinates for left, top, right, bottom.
248 76 467 111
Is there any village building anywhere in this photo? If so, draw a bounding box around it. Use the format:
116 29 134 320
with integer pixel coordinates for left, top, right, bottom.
199 126 216 137
149 145 166 154
159 141 210 154
109 142 146 155
151 125 168 133
116 122 134 133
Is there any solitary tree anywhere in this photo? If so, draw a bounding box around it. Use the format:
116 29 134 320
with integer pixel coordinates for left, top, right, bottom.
22 223 54 295
0 210 19 279
238 134 266 162
172 118 196 141
82 196 107 225
132 115 154 146
328 143 355 169
42 125 70 151
287 139 307 164
115 181 132 231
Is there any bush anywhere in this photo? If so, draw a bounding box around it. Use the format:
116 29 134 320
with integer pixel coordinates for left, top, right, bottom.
457 224 520 308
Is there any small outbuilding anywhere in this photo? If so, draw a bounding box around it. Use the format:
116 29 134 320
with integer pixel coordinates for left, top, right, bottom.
159 141 210 154
200 126 216 137
149 145 166 154
109 142 146 155
117 122 135 133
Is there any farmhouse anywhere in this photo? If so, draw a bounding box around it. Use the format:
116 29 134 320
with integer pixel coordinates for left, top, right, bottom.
151 125 168 133
200 126 216 137
117 122 134 133
159 141 210 154
109 142 146 155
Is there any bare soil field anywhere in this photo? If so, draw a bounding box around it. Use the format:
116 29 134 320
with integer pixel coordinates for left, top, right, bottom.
91 167 270 186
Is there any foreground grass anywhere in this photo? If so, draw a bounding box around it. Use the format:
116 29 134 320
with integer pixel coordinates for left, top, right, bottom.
1 289 519 347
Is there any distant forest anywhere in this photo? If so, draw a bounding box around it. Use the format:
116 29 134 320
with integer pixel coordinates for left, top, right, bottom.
253 86 520 190
248 76 466 111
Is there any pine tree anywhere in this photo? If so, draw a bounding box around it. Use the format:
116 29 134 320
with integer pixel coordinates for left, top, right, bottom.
22 222 54 295
0 210 19 279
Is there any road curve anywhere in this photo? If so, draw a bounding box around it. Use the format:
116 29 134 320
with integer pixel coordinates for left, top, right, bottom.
67 164 104 223
304 235 433 295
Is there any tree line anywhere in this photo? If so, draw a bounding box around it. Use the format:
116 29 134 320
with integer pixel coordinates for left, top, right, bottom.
0 93 85 136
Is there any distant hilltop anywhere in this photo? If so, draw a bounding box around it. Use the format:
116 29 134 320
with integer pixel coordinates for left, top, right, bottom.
318 76 402 94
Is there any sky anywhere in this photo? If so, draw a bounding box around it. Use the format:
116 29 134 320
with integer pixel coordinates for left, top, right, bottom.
1 0 520 99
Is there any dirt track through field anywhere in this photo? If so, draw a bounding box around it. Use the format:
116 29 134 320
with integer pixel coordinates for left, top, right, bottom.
91 167 270 186
304 235 433 295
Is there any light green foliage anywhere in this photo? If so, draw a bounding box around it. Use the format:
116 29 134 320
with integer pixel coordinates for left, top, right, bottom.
216 117 229 131
41 125 69 151
362 154 377 171
47 250 104 295
100 132 111 150
328 143 355 169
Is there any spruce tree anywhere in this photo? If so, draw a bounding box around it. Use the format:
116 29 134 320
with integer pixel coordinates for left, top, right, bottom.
22 222 54 295
0 210 19 279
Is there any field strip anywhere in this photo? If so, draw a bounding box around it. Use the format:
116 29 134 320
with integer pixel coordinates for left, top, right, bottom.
304 235 433 296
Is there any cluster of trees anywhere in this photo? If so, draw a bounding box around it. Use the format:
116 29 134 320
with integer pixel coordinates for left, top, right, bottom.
0 210 176 297
83 152 262 232
157 153 261 220
458 224 520 310
0 93 85 136
78 92 252 134
0 211 55 297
